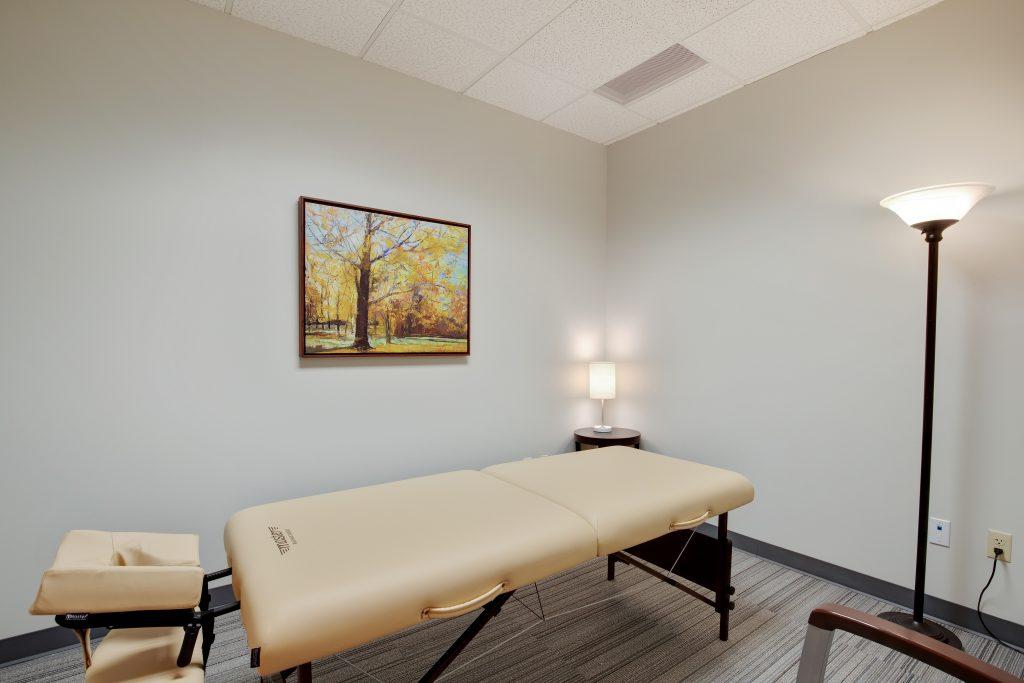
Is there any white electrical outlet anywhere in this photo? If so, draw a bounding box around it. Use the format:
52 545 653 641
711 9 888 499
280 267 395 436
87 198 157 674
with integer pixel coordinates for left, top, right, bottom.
986 530 1012 562
928 517 951 547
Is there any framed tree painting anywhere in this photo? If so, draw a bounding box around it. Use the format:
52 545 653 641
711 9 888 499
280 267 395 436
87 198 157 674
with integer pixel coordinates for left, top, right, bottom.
300 197 470 356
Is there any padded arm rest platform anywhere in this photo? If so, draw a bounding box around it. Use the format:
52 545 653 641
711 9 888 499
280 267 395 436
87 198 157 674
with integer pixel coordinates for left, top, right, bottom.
30 531 203 615
224 470 597 675
484 446 755 555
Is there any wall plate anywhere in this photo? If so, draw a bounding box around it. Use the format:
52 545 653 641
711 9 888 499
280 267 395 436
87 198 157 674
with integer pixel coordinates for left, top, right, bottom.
928 517 951 547
986 530 1012 562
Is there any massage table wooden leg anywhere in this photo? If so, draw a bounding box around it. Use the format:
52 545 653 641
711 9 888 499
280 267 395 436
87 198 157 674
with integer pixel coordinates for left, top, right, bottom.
607 555 616 581
717 512 730 641
269 664 310 683
419 590 515 683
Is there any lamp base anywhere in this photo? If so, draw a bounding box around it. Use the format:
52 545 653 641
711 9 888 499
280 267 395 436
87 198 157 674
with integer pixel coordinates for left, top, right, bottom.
877 611 963 650
592 425 613 433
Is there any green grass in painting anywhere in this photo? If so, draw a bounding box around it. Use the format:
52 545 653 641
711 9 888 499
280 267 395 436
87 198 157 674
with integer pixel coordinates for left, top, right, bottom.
305 334 466 354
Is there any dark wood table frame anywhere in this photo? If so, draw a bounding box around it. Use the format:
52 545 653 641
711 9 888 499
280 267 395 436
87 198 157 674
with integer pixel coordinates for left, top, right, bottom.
574 427 641 450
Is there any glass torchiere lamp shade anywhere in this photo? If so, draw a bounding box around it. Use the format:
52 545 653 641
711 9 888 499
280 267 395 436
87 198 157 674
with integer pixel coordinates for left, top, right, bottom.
880 182 993 231
589 362 616 433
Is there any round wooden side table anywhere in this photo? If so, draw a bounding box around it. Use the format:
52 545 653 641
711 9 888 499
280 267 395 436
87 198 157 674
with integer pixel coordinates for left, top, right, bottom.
573 427 641 451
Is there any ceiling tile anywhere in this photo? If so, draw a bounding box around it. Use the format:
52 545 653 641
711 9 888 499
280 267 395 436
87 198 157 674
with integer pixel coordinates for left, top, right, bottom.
466 59 586 120
843 0 942 29
230 0 391 56
400 0 577 54
614 0 755 40
364 12 501 92
545 93 652 144
683 0 864 83
513 0 675 90
627 65 740 121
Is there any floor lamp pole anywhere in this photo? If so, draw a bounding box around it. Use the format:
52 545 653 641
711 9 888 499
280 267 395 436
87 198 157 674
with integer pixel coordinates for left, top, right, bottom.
879 220 962 650
914 233 940 623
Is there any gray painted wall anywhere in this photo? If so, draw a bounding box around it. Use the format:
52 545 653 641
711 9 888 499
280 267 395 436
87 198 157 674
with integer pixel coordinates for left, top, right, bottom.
0 0 607 638
3 0 1021 645
606 0 1023 625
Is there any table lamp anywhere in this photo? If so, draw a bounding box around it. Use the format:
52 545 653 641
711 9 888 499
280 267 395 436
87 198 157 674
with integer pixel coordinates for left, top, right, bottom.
589 362 616 433
876 182 993 649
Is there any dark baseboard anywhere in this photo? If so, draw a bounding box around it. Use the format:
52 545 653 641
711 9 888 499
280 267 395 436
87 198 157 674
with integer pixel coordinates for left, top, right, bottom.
3 535 1021 665
0 624 108 667
0 584 236 666
698 523 1024 648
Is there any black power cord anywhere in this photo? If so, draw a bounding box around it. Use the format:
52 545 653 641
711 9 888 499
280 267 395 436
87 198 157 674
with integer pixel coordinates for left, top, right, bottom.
976 548 1024 677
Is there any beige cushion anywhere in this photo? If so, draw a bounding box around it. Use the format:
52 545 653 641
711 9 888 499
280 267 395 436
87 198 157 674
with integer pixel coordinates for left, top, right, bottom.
224 470 597 675
484 446 755 555
30 531 203 615
85 627 204 682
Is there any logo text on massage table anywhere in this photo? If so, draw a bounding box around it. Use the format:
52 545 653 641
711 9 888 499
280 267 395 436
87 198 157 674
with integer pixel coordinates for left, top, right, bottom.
267 526 296 555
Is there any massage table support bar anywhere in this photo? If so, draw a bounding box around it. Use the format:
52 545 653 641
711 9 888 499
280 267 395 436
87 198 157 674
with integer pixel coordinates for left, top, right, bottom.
420 590 515 683
608 512 734 640
609 552 721 609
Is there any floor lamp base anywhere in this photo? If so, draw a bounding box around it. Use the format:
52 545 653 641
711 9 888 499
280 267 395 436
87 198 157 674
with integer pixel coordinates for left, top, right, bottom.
877 611 963 650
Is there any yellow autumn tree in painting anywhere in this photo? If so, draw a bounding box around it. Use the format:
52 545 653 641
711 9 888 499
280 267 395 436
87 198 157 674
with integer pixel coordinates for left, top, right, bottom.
303 201 469 355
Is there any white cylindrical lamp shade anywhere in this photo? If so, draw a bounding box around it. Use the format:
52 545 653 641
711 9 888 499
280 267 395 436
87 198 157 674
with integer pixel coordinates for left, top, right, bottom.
589 362 616 400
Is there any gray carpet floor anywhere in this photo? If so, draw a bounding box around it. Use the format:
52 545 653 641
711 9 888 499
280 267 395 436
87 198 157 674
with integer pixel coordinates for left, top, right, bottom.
3 549 1021 682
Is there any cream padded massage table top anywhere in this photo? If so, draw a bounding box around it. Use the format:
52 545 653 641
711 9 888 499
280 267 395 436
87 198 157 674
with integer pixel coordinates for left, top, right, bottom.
225 446 754 675
225 469 599 675
484 447 754 556
29 530 204 615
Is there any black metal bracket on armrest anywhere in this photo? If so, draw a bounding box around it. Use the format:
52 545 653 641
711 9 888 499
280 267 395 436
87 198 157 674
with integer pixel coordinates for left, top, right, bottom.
184 566 239 666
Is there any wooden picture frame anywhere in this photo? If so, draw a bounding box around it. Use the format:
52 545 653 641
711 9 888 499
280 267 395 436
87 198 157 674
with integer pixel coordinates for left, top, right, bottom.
300 197 470 357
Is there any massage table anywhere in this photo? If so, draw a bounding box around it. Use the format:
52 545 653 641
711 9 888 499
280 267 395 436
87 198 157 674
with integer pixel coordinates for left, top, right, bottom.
31 446 753 682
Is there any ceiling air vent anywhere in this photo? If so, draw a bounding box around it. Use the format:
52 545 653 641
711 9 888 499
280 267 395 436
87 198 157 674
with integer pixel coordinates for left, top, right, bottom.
596 44 707 105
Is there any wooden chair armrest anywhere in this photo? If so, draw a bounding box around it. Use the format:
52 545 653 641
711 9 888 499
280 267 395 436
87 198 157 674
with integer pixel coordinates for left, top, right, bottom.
808 603 1020 683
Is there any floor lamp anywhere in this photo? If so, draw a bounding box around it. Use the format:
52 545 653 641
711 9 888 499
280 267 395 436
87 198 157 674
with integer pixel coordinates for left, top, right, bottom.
877 182 994 649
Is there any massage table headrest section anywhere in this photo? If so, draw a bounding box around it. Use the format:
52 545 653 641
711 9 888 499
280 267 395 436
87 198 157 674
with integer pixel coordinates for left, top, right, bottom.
483 446 756 555
29 530 204 615
224 469 598 675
